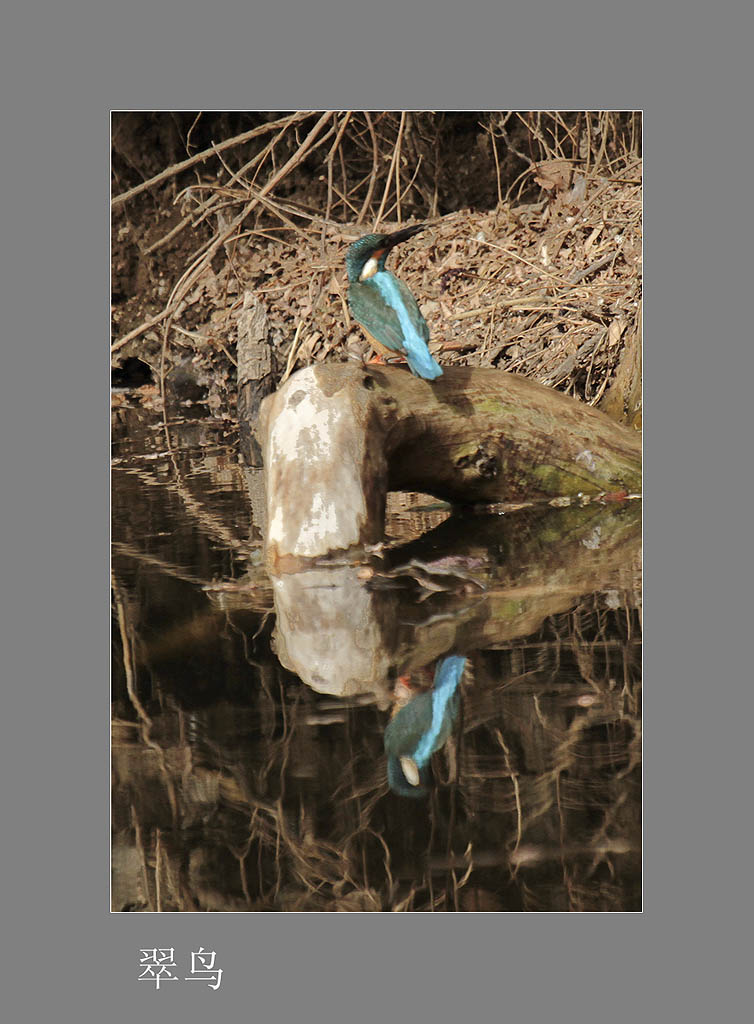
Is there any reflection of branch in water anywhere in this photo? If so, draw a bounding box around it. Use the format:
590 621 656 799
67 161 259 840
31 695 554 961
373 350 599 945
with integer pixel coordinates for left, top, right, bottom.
113 460 255 556
113 541 212 588
112 574 149 726
495 727 523 870
363 557 487 602
112 573 179 821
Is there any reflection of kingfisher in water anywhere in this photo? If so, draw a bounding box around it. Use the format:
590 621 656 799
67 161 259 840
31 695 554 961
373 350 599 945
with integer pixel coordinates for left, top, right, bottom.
384 655 466 797
346 224 443 380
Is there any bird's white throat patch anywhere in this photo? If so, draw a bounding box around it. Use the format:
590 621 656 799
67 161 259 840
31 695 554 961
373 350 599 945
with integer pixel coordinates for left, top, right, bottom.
400 756 421 787
359 256 379 281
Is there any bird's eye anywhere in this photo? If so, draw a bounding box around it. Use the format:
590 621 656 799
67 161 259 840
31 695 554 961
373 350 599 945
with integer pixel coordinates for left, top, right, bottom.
400 756 421 787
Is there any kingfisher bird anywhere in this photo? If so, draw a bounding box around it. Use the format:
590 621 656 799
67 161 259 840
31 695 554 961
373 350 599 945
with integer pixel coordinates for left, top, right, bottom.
384 654 466 797
345 224 443 380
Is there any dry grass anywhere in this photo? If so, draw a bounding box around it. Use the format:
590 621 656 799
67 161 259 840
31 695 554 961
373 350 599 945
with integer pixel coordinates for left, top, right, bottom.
112 112 642 421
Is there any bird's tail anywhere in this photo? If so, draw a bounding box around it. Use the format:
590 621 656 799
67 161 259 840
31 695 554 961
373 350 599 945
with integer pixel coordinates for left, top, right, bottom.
405 346 443 380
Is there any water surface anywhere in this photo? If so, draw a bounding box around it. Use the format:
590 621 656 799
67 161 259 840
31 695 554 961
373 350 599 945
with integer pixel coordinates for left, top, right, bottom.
112 404 641 912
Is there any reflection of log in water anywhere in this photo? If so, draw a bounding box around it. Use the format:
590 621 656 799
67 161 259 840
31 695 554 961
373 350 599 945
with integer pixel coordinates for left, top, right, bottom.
258 363 641 567
271 500 641 700
139 499 640 703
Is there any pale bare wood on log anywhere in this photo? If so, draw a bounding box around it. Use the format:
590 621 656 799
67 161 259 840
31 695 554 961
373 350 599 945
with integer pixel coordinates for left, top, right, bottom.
258 363 641 567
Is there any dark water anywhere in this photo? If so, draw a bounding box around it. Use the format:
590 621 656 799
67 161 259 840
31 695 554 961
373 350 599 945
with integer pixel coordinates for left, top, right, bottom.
112 404 641 912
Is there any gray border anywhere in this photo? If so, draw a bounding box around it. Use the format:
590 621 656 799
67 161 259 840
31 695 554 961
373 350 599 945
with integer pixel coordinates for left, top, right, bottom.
6 2 745 1020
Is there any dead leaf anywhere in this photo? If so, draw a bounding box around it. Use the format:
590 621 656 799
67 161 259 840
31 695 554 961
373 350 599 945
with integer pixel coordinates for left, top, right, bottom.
608 318 625 347
304 332 322 358
534 159 572 192
584 224 603 257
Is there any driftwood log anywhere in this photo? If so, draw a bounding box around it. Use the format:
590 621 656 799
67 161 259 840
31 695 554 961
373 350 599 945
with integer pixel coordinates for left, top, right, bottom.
258 362 641 568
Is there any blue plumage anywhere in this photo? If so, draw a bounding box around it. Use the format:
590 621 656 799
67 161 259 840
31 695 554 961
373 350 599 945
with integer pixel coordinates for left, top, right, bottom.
384 654 466 797
345 225 443 381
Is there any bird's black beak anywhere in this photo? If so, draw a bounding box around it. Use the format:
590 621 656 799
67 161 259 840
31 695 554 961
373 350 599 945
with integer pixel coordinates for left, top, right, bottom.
382 223 426 252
